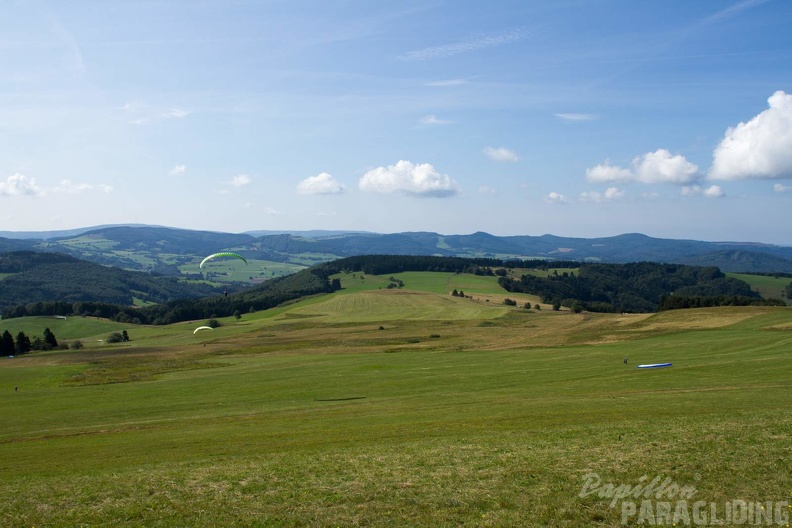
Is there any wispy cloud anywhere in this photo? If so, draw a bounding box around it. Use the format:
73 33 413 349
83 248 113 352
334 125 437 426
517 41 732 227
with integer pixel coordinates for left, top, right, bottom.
478 185 497 194
419 114 453 126
425 78 470 87
773 183 792 193
554 113 598 122
579 187 625 203
230 174 252 187
169 165 186 176
397 29 527 62
681 185 725 198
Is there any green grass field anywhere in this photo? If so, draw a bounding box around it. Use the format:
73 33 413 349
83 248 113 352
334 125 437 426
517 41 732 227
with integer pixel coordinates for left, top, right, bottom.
726 272 791 304
1 272 790 526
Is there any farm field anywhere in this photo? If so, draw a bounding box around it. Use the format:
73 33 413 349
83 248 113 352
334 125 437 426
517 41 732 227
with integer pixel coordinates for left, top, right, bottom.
1 271 790 527
726 272 791 305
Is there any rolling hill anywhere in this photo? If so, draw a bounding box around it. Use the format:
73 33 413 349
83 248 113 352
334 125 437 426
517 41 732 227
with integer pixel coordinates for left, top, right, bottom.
1 225 791 278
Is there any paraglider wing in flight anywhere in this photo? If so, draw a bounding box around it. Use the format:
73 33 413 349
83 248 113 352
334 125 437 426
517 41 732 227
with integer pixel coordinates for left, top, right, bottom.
199 252 248 268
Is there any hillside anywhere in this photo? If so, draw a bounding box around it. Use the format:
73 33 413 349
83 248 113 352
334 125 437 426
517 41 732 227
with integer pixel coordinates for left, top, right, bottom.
0 251 220 309
2 225 792 282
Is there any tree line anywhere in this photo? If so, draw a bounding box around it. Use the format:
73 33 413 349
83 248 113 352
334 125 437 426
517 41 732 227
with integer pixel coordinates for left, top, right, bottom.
0 327 63 356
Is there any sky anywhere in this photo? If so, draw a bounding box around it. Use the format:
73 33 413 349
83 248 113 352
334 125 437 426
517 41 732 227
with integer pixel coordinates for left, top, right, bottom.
1 0 791 244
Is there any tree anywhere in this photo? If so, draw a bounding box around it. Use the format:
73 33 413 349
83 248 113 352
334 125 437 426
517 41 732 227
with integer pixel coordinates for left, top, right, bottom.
43 327 58 349
70 340 84 350
16 331 31 354
106 332 124 343
1 330 14 357
233 310 242 321
122 330 130 342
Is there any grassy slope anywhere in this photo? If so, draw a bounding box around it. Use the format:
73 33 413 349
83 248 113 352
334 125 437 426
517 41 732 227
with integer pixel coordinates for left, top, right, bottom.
726 272 791 304
0 271 790 526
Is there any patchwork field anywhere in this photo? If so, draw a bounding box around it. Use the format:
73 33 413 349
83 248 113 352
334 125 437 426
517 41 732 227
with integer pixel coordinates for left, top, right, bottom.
1 271 790 526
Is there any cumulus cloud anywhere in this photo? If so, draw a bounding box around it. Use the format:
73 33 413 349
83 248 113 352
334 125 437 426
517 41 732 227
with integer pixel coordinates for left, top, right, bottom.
0 173 41 197
544 192 568 204
586 160 633 184
230 174 252 187
170 165 186 176
709 90 792 180
773 183 792 192
579 187 625 203
359 160 459 197
681 185 725 198
297 173 345 195
483 147 520 162
586 149 700 185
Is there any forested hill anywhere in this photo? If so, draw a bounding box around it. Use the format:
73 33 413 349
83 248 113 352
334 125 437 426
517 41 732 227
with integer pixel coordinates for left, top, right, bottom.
498 262 777 313
0 251 220 309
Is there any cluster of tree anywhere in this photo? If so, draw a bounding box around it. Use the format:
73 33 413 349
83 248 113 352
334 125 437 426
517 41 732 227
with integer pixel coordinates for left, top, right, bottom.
315 255 579 277
450 289 466 297
498 262 767 313
659 295 786 311
0 327 59 356
386 277 404 289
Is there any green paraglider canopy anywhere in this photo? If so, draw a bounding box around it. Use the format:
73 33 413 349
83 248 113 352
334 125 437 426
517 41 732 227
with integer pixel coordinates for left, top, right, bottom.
200 252 248 268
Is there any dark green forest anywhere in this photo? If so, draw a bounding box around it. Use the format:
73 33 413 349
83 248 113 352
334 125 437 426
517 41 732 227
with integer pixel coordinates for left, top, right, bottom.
498 262 783 313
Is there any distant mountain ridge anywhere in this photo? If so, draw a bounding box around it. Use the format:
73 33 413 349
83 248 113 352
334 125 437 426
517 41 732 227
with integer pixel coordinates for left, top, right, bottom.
1 225 791 274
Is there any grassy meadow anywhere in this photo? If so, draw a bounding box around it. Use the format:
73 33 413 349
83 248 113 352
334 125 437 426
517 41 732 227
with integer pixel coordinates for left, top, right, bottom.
1 271 791 526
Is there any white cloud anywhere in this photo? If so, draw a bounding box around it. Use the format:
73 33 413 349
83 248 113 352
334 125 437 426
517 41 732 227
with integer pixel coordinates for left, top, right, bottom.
164 108 189 119
264 207 279 215
0 173 41 197
586 149 700 185
586 160 633 184
483 147 520 163
544 192 568 204
774 183 792 192
297 173 345 195
123 101 191 125
419 115 452 126
634 149 699 184
579 187 625 203
709 91 792 180
554 113 598 122
230 174 252 187
397 29 524 62
359 160 459 197
50 180 94 194
703 185 724 198
681 185 725 198
169 165 186 176
478 185 497 194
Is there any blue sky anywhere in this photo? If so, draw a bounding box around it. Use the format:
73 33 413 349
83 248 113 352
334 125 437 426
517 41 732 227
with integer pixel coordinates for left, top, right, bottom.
2 0 791 243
